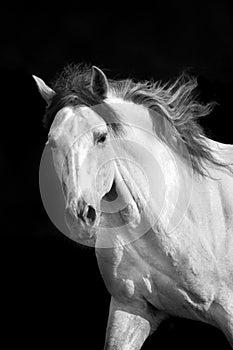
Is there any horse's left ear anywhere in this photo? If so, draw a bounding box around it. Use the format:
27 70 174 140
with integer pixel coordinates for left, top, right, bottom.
90 66 109 98
32 75 55 104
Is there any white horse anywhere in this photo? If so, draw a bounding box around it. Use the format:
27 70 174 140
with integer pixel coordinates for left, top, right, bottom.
34 65 233 349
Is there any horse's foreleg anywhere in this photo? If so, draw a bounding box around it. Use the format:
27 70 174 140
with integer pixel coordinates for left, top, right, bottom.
104 303 150 350
103 297 165 350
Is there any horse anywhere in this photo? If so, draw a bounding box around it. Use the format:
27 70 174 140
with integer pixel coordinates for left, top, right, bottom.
34 64 233 349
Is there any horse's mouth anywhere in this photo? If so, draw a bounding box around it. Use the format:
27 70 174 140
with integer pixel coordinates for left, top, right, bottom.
64 178 142 243
100 179 141 228
102 179 118 202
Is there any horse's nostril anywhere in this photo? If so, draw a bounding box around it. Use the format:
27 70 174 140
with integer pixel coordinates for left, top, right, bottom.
86 205 96 224
76 200 96 226
77 210 84 221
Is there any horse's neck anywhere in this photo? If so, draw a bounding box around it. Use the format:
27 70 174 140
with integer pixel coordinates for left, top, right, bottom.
171 138 233 248
148 135 233 238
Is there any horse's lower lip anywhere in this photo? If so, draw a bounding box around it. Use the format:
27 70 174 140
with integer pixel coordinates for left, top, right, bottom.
99 199 141 228
119 201 141 226
119 203 132 220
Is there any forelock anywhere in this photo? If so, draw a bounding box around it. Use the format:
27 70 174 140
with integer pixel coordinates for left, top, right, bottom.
43 64 123 135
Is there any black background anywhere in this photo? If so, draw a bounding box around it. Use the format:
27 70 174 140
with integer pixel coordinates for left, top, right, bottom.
2 2 233 349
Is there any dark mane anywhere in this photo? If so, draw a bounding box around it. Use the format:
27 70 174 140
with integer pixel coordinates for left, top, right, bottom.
44 64 123 135
109 74 233 176
44 64 232 176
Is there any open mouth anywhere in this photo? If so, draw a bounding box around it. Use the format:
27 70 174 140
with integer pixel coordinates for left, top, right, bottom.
64 177 142 244
102 180 118 202
100 179 141 228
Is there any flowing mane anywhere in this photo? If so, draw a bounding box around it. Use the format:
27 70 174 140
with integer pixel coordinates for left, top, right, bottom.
44 64 232 176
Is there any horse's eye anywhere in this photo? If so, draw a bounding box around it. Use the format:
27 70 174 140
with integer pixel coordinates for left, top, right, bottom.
95 132 107 144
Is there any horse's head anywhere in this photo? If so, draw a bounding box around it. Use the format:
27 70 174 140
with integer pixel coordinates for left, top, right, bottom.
35 67 146 246
36 65 198 248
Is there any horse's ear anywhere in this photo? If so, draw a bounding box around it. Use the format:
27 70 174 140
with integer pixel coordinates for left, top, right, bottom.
32 75 55 104
90 66 109 98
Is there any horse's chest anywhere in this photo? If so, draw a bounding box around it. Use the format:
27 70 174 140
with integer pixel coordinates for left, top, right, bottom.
117 260 213 322
102 248 179 306
96 239 215 321
120 250 214 319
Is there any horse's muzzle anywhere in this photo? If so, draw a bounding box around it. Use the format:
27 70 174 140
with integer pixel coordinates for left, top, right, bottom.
64 197 100 244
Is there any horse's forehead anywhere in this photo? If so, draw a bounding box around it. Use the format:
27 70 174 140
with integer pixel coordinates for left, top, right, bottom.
51 107 74 130
49 106 106 142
